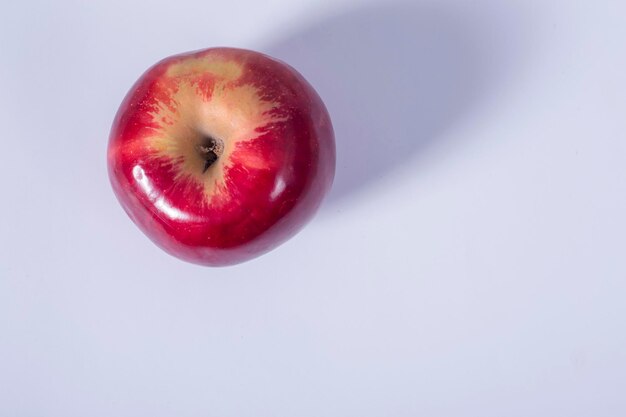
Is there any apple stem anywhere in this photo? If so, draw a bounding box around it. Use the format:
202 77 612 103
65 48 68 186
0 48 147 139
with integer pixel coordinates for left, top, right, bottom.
203 154 218 173
197 136 223 173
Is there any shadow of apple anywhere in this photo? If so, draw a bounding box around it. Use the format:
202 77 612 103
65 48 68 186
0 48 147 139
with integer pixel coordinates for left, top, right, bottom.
263 1 528 213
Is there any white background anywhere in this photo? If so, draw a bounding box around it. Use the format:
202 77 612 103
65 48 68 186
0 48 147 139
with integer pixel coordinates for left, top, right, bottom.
1 0 625 415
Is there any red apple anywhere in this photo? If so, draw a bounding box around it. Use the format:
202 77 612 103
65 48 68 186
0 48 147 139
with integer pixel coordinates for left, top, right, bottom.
107 47 335 266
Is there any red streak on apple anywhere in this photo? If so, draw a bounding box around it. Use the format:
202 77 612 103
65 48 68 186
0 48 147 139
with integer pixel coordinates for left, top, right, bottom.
108 48 335 266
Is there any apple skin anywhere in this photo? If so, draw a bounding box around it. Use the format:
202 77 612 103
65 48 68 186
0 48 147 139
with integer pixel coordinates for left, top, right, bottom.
108 47 335 266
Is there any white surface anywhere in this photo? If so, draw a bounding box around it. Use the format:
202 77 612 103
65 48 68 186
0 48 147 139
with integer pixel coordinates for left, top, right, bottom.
1 0 625 415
